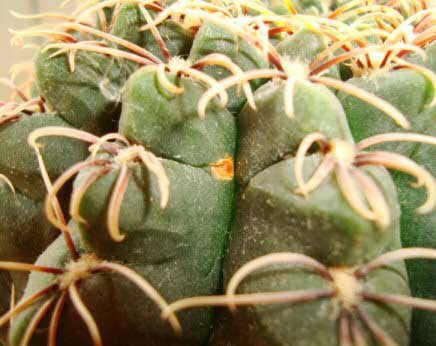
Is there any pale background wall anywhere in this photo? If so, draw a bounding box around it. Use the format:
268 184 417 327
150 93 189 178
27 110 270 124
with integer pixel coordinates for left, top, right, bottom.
0 1 76 99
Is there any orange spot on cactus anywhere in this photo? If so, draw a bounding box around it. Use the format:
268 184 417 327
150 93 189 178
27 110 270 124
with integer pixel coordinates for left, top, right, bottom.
210 155 234 181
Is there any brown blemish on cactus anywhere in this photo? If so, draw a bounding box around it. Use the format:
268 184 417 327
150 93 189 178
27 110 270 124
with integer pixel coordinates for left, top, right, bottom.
163 248 436 346
210 155 234 181
0 255 182 346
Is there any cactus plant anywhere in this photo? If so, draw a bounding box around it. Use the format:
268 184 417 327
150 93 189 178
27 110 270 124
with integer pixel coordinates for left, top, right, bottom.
0 0 435 345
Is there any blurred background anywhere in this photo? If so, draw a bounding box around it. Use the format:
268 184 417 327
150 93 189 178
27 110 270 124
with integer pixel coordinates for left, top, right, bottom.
0 1 76 98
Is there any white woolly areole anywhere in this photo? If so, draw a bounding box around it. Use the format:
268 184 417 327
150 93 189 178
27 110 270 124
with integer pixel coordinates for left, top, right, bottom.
330 139 357 168
329 268 362 310
59 255 100 289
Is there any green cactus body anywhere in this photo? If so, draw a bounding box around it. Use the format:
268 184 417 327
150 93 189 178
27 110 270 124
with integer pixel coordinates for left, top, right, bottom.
209 265 410 346
77 161 232 343
393 109 436 346
0 113 83 340
0 114 89 200
337 43 436 345
395 48 436 343
337 69 433 154
297 0 329 14
3 1 436 345
277 28 328 62
96 6 114 31
0 271 11 313
10 232 191 346
236 80 353 185
111 4 194 60
268 4 292 15
233 155 401 266
235 27 348 185
0 271 12 343
10 49 237 344
0 186 56 277
35 49 129 134
276 28 339 79
0 185 57 317
9 157 234 345
119 66 236 166
8 233 90 346
189 21 269 114
412 41 436 72
208 155 409 345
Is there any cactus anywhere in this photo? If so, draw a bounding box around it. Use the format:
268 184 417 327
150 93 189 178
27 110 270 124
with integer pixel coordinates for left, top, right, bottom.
0 0 435 345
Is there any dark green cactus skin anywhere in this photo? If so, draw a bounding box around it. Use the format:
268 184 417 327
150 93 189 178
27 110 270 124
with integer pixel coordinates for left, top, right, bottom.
209 158 409 345
77 161 233 344
236 81 352 185
407 42 436 73
209 266 409 346
35 50 129 134
396 42 436 346
0 185 57 315
6 5 433 344
0 186 56 279
235 27 347 185
96 7 114 31
337 69 433 153
337 43 436 345
35 3 194 137
277 28 328 63
0 113 86 323
0 271 11 313
110 4 194 60
11 34 237 342
232 155 401 267
265 0 327 15
119 67 236 167
0 114 89 200
189 21 269 114
76 160 233 266
0 113 82 340
8 232 96 346
9 159 234 345
0 271 12 343
277 28 343 91
276 28 340 78
295 0 328 13
9 231 216 346
393 110 436 346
